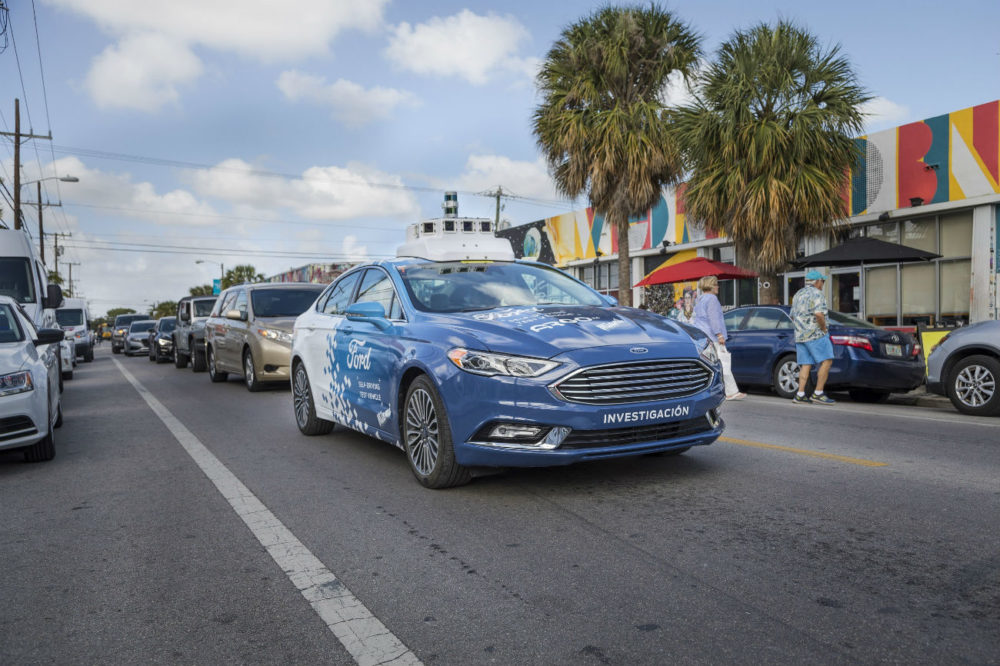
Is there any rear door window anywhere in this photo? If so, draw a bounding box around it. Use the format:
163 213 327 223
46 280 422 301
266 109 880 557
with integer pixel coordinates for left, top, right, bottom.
321 271 361 316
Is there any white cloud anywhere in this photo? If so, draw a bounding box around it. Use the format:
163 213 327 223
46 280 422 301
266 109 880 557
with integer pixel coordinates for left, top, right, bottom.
276 70 418 127
46 0 387 61
341 235 369 262
385 10 531 85
453 154 561 203
861 97 911 133
191 158 421 221
85 32 203 111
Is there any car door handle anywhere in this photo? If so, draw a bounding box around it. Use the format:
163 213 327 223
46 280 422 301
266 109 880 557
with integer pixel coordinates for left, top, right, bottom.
342 326 353 335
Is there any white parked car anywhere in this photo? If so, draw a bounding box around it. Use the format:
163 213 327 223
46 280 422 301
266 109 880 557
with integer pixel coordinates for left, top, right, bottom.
0 296 65 462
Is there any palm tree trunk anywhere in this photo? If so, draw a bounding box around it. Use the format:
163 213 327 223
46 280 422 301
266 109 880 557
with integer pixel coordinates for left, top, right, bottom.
616 219 632 307
759 273 780 304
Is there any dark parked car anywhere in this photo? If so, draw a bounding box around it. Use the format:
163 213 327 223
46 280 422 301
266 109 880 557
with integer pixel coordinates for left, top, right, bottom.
926 320 1000 416
722 305 926 401
147 316 177 363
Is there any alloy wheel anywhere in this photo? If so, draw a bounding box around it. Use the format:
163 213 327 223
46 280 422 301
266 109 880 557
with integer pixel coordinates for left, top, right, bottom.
955 363 996 408
778 360 799 395
293 365 310 428
405 388 439 476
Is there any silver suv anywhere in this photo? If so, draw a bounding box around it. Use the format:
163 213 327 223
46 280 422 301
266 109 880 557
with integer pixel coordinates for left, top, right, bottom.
926 320 1000 416
173 296 218 372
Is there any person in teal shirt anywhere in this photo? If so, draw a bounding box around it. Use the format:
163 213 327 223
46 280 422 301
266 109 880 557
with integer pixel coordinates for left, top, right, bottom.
790 270 835 404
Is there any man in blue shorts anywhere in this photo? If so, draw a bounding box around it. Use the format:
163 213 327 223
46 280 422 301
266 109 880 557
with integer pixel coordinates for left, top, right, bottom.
789 270 835 405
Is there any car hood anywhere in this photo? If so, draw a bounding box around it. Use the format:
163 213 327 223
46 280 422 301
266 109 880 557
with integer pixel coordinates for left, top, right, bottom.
0 343 33 373
256 316 296 333
420 305 699 358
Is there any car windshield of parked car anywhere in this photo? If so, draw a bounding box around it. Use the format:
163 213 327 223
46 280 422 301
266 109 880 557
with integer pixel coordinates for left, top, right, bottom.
400 261 604 313
0 258 36 304
828 310 878 329
194 299 216 317
159 319 177 333
56 308 84 326
129 321 155 333
0 304 25 343
251 288 322 317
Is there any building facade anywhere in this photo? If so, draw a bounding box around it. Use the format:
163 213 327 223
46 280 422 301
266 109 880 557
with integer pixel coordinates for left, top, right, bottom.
266 262 350 285
497 100 1000 325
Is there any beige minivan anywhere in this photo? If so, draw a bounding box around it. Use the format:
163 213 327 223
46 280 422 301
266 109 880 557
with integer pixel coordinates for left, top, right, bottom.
204 282 324 391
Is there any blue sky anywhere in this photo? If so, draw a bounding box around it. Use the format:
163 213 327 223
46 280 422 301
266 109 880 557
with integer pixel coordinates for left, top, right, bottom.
1 0 997 315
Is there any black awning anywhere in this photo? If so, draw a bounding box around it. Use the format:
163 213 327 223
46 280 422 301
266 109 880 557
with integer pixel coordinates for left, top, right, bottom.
792 237 941 268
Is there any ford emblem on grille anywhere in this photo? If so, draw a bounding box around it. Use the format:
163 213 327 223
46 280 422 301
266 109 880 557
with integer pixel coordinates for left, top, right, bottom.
629 347 648 354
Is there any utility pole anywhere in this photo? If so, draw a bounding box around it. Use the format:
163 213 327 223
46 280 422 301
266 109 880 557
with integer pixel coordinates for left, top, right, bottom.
0 99 54 230
46 232 71 281
65 262 81 296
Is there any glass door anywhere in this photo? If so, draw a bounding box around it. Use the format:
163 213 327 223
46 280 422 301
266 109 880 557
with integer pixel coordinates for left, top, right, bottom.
831 270 860 315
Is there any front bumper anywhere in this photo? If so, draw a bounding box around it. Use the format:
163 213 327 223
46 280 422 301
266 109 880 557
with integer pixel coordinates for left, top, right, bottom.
0 390 49 452
256 338 293 381
124 337 149 354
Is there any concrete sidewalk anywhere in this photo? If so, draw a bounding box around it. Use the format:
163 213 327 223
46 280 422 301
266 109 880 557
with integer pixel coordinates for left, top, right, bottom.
886 385 953 410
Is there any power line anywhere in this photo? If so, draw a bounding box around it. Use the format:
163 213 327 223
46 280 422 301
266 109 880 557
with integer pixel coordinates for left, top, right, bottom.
61 241 391 260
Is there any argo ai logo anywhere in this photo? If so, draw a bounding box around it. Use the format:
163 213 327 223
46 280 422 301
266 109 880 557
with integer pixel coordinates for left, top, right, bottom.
629 347 648 354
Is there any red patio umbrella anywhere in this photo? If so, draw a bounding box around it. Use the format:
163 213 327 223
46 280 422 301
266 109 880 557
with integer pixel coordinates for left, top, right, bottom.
634 257 758 287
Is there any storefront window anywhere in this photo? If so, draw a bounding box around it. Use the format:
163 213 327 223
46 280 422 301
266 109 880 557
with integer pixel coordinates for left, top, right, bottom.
608 260 619 290
901 263 935 325
866 221 899 243
583 265 594 287
939 260 971 325
939 211 973 258
902 217 937 253
865 265 897 326
832 272 860 315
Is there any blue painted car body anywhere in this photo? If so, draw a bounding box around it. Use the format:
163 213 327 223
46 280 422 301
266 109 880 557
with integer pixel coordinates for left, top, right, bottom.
292 258 725 483
722 305 926 398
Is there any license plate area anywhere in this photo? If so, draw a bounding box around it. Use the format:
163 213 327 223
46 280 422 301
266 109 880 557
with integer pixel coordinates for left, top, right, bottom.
885 343 902 356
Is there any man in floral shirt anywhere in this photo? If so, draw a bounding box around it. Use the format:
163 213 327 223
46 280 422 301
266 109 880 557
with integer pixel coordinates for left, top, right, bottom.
790 270 835 405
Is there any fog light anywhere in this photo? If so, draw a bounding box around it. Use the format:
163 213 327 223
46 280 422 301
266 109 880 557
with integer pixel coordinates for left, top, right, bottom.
540 426 571 447
490 424 544 439
706 409 721 429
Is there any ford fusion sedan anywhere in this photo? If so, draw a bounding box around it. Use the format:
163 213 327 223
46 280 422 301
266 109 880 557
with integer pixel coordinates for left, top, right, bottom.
205 282 324 391
291 259 725 489
123 320 156 356
721 305 925 401
0 296 65 462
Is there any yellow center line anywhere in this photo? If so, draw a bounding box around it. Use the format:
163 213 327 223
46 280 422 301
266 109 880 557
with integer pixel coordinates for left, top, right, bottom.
720 436 888 468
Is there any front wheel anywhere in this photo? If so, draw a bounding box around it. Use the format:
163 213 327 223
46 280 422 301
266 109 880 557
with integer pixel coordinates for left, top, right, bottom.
244 349 263 392
207 346 228 383
402 376 470 489
947 355 1000 416
173 343 188 369
292 362 334 435
191 343 207 373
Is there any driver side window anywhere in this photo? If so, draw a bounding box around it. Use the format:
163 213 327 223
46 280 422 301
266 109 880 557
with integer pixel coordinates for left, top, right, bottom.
322 272 361 316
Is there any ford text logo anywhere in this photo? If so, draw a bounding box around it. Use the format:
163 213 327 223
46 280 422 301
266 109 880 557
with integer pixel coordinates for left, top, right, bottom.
629 347 648 354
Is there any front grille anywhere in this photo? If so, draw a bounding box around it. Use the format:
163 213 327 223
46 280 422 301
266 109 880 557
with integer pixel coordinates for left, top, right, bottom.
0 415 38 442
560 415 715 449
553 359 713 405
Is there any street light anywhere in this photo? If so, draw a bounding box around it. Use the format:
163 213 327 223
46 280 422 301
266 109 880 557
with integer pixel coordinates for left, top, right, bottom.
17 174 79 263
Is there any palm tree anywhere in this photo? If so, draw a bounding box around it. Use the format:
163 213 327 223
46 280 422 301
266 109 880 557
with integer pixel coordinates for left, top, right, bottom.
672 21 869 304
533 5 701 307
221 264 265 289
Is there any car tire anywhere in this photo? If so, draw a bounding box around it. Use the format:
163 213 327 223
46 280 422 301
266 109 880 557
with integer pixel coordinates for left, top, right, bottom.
191 342 207 373
849 389 891 403
174 344 188 369
772 354 803 399
54 403 63 429
244 349 263 392
148 348 156 361
62 369 73 380
946 355 1000 416
24 399 55 462
292 362 334 435
84 347 94 362
402 375 471 489
207 346 228 383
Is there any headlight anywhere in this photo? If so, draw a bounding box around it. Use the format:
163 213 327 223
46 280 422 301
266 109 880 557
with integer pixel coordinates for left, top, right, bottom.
157 338 170 346
698 339 719 366
0 370 33 397
75 331 86 338
258 328 293 344
447 348 560 377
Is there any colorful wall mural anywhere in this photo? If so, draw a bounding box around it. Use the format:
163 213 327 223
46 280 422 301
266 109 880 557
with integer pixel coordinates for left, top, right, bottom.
849 100 1000 215
266 263 350 284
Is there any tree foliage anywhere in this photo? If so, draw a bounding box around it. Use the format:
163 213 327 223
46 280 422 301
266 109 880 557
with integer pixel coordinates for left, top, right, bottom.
106 307 136 320
189 284 214 296
533 4 701 306
221 265 265 290
151 300 178 320
672 21 869 301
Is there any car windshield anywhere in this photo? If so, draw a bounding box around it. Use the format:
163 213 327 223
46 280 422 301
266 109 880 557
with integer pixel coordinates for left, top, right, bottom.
56 308 84 326
159 319 176 333
0 303 25 343
194 299 216 317
0 258 36 304
129 321 154 333
399 261 604 313
828 310 878 329
115 315 145 326
251 287 322 317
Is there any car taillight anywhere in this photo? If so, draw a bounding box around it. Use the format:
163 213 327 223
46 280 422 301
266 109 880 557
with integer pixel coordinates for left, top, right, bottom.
830 334 873 351
911 343 921 358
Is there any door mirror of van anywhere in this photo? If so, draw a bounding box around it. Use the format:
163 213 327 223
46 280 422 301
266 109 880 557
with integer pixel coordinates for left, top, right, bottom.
35 328 65 346
43 284 64 309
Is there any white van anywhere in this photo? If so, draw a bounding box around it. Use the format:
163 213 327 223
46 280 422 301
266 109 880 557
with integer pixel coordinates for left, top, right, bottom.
56 297 93 362
0 228 70 377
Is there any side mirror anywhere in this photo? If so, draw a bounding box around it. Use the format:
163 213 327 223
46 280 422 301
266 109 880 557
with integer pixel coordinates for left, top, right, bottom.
179 308 190 322
225 309 248 322
43 284 64 309
603 294 619 306
346 302 392 330
35 328 65 346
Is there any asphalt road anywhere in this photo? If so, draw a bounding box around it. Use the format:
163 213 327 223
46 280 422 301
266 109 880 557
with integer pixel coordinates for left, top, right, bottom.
2 346 998 665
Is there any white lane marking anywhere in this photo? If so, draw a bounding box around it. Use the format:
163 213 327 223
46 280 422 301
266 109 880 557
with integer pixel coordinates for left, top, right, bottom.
114 359 421 666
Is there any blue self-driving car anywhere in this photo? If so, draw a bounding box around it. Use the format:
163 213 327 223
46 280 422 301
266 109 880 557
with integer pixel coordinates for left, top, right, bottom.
291 243 725 488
